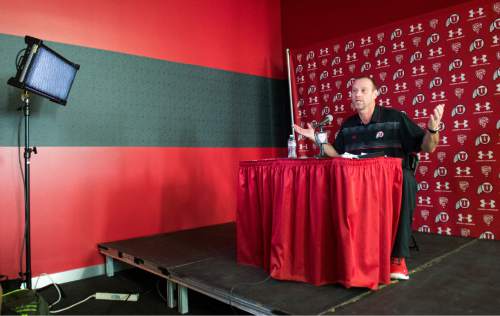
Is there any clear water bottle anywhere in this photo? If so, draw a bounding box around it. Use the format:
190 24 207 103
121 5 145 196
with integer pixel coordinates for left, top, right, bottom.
287 135 297 158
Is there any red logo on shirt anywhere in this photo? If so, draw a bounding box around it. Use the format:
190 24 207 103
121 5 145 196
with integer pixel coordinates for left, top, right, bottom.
376 131 384 139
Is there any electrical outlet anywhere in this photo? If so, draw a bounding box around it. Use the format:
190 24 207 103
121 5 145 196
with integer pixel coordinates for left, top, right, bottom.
95 292 139 301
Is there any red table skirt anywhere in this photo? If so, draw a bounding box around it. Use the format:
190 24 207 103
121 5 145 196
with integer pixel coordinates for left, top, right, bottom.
236 157 403 289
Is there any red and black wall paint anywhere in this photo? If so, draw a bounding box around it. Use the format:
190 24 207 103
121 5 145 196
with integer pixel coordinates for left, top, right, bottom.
0 0 287 279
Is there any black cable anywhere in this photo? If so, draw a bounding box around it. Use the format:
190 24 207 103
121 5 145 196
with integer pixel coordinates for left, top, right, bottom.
15 49 26 71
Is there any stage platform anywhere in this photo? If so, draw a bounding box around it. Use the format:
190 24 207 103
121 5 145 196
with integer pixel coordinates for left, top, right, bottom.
98 223 500 315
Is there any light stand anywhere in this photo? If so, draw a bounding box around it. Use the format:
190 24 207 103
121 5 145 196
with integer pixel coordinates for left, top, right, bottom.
21 91 37 290
7 36 79 289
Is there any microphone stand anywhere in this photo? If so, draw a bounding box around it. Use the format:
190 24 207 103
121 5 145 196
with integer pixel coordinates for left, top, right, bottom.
315 126 328 158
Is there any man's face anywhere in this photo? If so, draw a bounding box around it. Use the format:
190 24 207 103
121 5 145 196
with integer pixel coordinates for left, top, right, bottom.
351 78 378 112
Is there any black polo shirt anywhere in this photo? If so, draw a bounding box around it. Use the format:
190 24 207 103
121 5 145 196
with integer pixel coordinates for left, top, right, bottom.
333 106 425 166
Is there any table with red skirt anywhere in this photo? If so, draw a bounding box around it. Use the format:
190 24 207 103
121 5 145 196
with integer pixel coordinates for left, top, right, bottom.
236 157 403 289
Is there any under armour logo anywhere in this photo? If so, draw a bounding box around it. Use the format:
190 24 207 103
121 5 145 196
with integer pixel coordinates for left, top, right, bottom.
436 182 450 190
378 98 390 106
418 196 431 205
346 53 357 62
448 28 463 39
377 58 389 67
429 47 443 57
409 23 424 33
296 76 305 84
468 7 485 19
414 109 427 118
307 62 317 70
334 105 345 112
392 41 405 51
432 91 446 100
437 227 452 235
493 34 499 45
457 213 473 223
412 65 426 75
321 83 331 91
395 82 408 91
455 166 471 175
451 73 466 83
477 151 494 160
418 152 430 161
453 120 469 129
319 48 330 56
360 36 372 46
332 68 343 76
472 55 488 65
479 199 496 209
309 96 318 104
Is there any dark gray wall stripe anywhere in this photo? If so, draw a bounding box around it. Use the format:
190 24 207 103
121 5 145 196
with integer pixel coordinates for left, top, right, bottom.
0 34 289 147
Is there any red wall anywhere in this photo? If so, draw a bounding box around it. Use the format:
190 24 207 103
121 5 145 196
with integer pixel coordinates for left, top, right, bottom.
0 147 282 276
0 0 284 279
281 0 473 50
0 0 284 79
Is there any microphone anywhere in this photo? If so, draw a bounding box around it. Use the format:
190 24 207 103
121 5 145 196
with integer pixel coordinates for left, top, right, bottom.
313 114 333 128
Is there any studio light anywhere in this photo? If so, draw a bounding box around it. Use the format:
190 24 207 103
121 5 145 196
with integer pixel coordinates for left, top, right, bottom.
7 36 80 289
8 36 80 105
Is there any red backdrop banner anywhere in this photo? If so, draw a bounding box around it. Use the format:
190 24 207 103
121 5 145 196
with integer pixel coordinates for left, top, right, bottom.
288 0 499 240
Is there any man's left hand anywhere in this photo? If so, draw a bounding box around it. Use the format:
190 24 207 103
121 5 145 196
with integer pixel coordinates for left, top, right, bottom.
428 104 444 131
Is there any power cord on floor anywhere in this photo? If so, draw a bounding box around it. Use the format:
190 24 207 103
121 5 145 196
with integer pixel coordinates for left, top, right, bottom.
49 294 96 314
34 273 63 308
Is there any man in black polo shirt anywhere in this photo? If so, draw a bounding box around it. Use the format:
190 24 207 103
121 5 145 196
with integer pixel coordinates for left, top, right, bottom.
294 76 443 280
